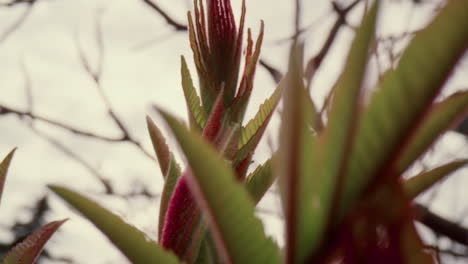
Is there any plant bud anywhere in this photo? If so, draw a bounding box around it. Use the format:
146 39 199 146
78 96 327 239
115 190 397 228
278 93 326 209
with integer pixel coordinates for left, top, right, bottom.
207 0 237 96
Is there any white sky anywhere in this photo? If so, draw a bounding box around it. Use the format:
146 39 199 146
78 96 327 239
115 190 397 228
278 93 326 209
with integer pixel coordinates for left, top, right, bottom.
0 0 467 263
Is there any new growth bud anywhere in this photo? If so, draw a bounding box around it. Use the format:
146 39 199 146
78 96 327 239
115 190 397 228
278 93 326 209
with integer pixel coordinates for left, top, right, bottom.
208 0 237 96
189 0 247 113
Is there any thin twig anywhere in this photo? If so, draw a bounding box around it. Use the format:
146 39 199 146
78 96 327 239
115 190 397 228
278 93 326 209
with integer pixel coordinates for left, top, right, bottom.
0 1 35 43
305 0 362 89
31 126 114 194
0 0 34 7
258 0 362 91
75 12 154 160
141 0 187 31
31 126 160 199
0 104 124 141
293 0 301 43
415 203 468 247
259 59 283 83
29 123 159 199
20 57 33 112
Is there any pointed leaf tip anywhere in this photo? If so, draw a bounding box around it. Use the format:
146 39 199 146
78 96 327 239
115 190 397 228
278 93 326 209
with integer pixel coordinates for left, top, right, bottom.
146 115 173 177
404 160 468 199
236 80 284 163
1 219 66 264
340 0 468 215
396 91 468 174
0 148 17 205
49 185 182 264
181 56 207 130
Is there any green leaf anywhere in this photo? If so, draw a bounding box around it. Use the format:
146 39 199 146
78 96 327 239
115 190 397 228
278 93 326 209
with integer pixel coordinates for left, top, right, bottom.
1 219 66 264
187 8 214 111
49 186 182 264
245 158 275 204
404 160 468 199
235 80 284 163
277 43 318 264
340 0 468 215
158 109 281 264
307 1 379 255
147 116 179 178
158 156 182 240
181 56 207 130
0 148 16 205
396 91 468 174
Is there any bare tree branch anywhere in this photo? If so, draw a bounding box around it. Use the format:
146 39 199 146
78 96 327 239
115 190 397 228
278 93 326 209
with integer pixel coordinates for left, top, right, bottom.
415 203 468 247
30 126 114 195
0 0 35 7
293 0 301 43
258 0 363 90
305 0 361 88
12 24 159 200
141 0 187 31
20 56 33 112
31 126 159 199
259 59 283 83
74 12 154 160
0 104 124 142
0 0 35 43
454 117 468 137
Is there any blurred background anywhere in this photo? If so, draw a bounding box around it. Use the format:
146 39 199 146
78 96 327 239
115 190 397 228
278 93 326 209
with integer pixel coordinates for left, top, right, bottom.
0 0 467 263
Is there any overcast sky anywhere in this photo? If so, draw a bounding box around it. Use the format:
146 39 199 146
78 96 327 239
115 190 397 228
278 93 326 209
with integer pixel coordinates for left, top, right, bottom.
0 0 467 263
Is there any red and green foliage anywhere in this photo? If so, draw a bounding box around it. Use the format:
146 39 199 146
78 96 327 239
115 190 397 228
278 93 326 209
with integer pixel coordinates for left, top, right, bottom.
5 0 462 263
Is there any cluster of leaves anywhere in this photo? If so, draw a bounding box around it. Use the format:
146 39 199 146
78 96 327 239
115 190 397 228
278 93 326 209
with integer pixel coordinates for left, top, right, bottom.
1 0 467 263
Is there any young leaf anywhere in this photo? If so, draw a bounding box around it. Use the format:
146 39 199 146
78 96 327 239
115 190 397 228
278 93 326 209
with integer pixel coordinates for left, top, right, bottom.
0 148 16 205
158 156 182 240
158 109 281 264
340 0 468 215
1 219 66 264
147 116 179 177
49 185 182 264
404 160 468 199
245 158 274 204
187 10 207 101
396 91 468 174
230 22 265 123
181 56 207 130
277 43 319 264
235 80 284 164
230 0 246 100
